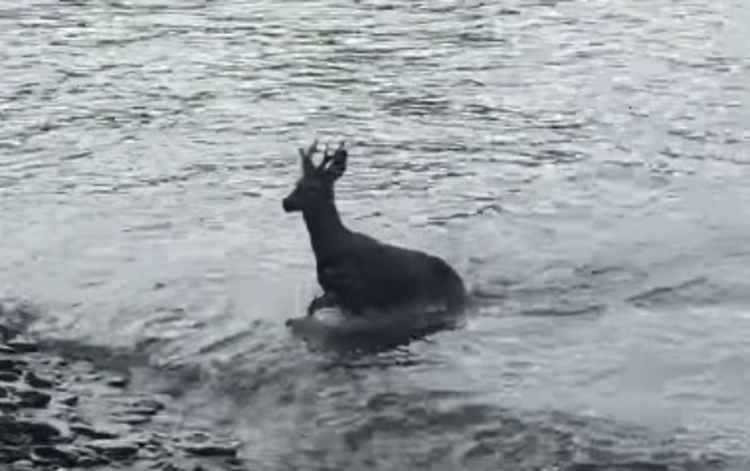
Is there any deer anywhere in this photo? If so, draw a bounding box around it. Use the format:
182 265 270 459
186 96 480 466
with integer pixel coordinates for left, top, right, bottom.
282 140 467 321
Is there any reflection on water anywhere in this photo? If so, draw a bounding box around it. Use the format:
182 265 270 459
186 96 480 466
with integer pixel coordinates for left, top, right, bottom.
2 0 750 469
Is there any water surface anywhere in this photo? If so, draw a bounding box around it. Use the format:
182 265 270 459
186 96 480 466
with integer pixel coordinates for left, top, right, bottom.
1 1 749 469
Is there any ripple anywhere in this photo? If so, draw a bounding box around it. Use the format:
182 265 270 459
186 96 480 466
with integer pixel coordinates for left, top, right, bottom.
627 277 717 308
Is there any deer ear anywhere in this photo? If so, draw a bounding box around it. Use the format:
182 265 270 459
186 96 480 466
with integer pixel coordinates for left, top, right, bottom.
325 147 347 182
299 148 315 175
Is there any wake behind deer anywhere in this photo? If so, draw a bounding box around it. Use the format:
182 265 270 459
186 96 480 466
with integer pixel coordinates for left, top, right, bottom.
283 140 467 349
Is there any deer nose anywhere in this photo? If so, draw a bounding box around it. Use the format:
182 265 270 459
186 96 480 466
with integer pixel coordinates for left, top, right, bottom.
282 197 293 212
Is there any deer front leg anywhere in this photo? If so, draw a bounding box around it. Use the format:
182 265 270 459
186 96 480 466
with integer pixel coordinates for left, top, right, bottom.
307 291 339 316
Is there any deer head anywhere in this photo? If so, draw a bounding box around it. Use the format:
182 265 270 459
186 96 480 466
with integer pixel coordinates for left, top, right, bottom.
282 140 348 213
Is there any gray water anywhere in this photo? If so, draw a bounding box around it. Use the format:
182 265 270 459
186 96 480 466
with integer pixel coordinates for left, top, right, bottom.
2 0 750 469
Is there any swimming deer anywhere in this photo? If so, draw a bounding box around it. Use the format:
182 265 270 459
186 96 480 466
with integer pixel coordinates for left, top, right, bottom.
282 140 467 318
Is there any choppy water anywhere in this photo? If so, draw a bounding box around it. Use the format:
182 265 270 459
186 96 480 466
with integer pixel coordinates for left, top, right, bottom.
2 0 750 469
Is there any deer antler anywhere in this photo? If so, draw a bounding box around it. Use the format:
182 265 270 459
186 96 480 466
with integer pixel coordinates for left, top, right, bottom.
298 139 319 160
318 140 346 171
318 143 334 170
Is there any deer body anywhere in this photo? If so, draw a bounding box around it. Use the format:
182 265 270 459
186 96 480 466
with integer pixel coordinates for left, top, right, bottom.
283 141 467 317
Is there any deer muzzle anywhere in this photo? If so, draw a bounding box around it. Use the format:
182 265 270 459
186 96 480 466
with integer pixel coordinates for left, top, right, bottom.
282 196 297 212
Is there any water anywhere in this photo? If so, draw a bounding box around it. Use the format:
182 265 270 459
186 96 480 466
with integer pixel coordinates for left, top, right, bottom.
1 0 749 469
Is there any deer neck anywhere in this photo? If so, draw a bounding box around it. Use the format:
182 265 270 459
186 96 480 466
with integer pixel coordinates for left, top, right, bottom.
302 198 347 258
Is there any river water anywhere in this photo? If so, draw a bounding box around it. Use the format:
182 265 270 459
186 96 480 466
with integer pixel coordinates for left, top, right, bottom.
1 1 749 469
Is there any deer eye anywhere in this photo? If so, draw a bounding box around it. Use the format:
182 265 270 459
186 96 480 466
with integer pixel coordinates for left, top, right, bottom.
298 181 320 193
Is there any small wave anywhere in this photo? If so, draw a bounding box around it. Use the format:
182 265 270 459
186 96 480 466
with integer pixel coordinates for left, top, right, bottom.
380 94 452 118
626 276 717 309
0 297 41 341
521 304 605 317
425 203 503 226
286 306 464 354
292 393 731 471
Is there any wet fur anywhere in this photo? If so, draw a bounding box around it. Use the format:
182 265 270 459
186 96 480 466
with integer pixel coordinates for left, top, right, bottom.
283 140 467 317
314 229 467 315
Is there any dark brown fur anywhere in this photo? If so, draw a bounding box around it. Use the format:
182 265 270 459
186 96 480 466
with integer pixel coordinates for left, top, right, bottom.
283 141 467 317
